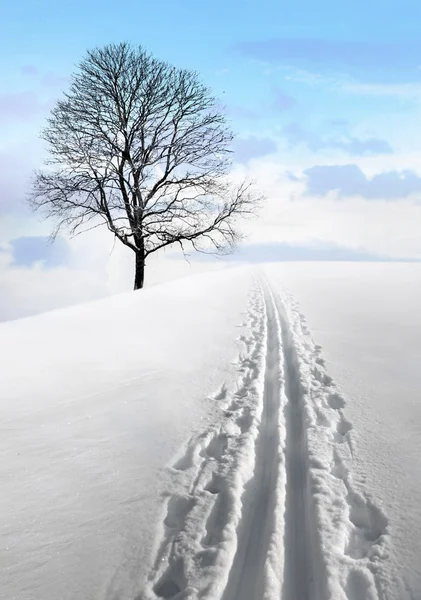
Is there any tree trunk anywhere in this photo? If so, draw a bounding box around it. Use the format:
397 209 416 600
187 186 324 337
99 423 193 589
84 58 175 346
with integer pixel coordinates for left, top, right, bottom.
134 248 145 290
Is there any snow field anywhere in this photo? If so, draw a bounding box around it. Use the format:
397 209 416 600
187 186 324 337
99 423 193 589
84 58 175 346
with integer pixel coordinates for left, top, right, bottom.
140 275 391 600
2 265 405 600
0 267 257 600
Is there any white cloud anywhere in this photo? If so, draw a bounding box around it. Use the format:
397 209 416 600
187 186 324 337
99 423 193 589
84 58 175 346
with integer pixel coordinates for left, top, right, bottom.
231 155 421 261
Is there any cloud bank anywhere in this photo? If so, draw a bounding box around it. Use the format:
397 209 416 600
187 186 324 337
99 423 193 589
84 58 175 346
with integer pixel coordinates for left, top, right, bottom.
304 165 421 199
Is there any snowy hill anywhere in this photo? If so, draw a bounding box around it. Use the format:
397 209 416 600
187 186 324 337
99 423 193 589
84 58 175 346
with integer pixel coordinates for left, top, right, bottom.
1 264 420 600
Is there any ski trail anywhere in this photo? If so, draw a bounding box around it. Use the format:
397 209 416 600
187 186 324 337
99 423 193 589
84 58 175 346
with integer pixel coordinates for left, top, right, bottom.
221 285 283 600
138 274 394 600
277 289 392 599
279 304 313 600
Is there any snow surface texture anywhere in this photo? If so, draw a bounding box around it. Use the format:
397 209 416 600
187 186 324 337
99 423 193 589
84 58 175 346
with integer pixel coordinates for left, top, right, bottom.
1 264 416 599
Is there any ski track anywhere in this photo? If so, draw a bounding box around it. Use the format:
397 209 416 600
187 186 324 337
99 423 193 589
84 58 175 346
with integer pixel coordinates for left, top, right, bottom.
138 278 392 600
220 284 284 600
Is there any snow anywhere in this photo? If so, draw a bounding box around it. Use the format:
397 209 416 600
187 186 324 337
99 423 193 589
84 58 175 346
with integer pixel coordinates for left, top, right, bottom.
1 262 420 599
263 262 421 598
0 267 256 600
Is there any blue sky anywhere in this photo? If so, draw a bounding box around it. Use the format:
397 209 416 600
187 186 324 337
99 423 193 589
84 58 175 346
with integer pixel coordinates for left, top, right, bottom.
1 0 421 318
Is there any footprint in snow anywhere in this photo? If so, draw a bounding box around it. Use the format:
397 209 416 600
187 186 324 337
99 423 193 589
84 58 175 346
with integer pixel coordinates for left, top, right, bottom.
345 490 388 559
163 495 195 529
154 565 185 599
172 446 196 471
328 392 346 410
335 419 353 443
201 432 228 460
201 490 230 547
345 569 378 600
213 385 228 402
312 367 333 387
204 472 223 495
171 433 207 470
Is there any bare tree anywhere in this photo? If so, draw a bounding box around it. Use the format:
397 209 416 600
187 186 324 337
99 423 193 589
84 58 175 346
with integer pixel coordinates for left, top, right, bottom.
29 43 261 289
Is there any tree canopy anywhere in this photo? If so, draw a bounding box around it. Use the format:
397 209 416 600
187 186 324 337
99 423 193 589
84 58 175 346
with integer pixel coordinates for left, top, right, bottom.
29 43 261 288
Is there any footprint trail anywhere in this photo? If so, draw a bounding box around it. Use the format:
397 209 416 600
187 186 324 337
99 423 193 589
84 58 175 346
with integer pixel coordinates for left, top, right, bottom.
139 277 392 600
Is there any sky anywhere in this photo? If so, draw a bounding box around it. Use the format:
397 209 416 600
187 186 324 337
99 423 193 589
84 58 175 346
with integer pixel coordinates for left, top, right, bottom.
1 0 421 320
